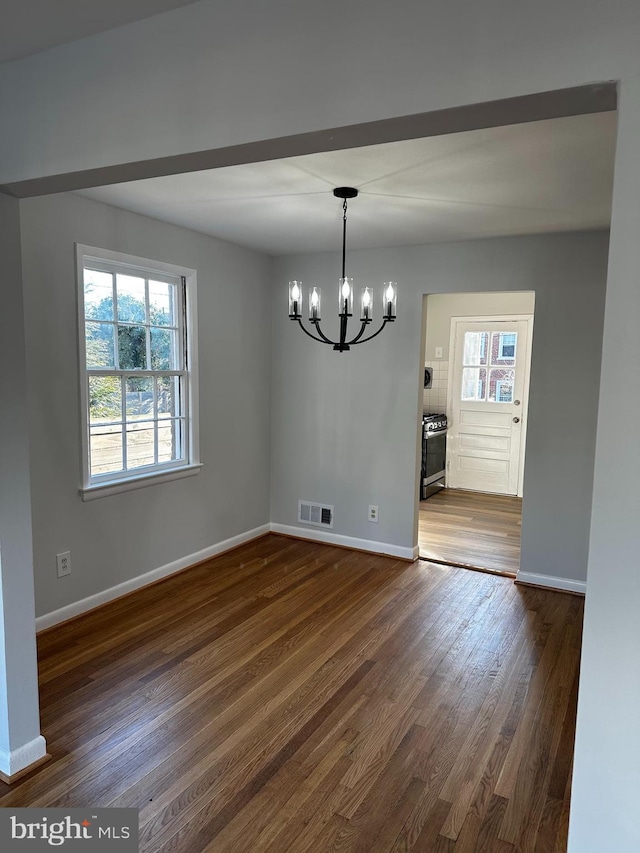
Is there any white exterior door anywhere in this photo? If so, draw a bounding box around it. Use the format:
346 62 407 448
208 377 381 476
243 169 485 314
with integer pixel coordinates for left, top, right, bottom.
447 317 532 496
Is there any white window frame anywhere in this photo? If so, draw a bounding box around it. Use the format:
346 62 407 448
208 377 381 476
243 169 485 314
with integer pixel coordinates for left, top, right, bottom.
76 244 201 500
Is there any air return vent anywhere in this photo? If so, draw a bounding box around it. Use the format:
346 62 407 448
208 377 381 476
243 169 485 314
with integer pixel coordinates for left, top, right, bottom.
298 500 334 529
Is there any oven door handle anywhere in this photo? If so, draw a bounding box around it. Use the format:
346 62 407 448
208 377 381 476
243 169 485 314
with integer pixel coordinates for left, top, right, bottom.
424 427 447 438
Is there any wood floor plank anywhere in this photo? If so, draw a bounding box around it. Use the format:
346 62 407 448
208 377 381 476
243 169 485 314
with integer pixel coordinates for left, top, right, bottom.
419 488 522 573
4 534 581 852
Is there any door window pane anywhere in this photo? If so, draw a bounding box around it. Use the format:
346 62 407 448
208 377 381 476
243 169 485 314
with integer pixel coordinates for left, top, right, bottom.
488 368 515 402
463 332 488 366
461 367 487 401
491 332 517 366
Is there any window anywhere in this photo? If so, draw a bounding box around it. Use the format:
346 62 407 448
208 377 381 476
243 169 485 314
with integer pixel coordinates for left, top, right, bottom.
461 329 517 404
76 245 200 498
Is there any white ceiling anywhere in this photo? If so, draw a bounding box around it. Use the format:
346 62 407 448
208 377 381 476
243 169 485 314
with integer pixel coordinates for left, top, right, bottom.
0 0 200 63
78 111 616 257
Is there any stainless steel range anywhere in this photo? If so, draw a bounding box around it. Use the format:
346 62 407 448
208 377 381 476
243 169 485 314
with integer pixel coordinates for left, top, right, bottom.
421 412 448 500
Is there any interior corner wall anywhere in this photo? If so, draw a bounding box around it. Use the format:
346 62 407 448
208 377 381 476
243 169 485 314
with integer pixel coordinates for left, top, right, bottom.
19 193 273 620
270 231 608 584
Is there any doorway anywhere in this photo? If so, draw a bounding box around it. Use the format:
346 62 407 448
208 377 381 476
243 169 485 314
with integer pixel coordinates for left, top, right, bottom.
419 292 535 574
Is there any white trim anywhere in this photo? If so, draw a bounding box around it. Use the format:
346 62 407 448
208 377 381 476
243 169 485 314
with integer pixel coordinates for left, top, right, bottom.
80 462 203 500
0 735 48 778
270 523 418 561
516 570 586 595
35 523 418 632
35 524 270 631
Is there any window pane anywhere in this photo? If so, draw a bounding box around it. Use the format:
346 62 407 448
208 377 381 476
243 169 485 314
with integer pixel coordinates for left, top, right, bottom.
488 368 515 402
157 376 181 418
126 377 154 421
461 367 486 401
84 269 114 320
89 376 122 423
150 327 177 370
463 331 488 366
126 421 155 469
158 419 184 463
118 325 147 370
85 321 115 368
90 425 123 476
491 332 517 366
149 280 176 327
116 274 146 323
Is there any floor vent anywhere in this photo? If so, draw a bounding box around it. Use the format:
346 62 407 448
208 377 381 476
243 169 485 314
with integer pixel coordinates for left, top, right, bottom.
298 501 334 529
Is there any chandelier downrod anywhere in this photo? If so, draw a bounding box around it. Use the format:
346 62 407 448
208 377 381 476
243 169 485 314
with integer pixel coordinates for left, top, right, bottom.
288 187 397 352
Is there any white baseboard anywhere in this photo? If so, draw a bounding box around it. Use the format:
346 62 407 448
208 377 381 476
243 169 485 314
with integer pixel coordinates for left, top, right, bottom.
35 524 270 632
516 570 586 595
270 523 418 561
36 521 417 632
0 735 48 778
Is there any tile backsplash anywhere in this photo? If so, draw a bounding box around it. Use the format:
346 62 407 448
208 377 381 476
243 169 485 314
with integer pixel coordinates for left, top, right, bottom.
423 360 449 414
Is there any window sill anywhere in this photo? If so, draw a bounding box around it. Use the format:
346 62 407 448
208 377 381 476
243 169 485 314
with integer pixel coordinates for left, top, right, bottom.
80 463 203 501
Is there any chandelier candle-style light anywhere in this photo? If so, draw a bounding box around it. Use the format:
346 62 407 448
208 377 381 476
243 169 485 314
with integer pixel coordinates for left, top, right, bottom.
288 187 397 352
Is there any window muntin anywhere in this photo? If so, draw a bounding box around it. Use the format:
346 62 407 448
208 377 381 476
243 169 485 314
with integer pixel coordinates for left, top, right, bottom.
78 248 198 494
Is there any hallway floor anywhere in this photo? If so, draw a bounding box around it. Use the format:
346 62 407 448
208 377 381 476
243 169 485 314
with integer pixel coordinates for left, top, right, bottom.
419 488 523 574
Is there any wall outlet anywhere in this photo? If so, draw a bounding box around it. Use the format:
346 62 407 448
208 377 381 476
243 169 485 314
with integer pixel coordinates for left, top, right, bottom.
435 346 443 359
368 505 379 523
56 551 71 578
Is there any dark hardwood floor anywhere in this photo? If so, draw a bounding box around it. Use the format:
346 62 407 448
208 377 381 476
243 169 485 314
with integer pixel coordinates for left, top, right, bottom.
3 534 581 852
419 488 523 575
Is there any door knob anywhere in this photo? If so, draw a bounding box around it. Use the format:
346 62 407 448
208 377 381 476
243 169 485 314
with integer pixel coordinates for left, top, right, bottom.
513 417 520 424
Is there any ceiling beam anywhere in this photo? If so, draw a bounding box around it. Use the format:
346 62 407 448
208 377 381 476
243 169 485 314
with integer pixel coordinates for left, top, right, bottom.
1 81 617 199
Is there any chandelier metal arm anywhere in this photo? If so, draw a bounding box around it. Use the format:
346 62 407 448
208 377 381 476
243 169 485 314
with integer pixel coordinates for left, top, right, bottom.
296 318 334 345
309 319 336 345
349 319 390 346
345 319 371 346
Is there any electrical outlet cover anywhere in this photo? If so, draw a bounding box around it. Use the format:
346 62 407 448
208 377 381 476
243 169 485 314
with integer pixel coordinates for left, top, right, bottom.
56 551 71 578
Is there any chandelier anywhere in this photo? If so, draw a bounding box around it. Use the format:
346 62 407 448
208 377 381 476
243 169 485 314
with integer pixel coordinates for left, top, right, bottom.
288 187 397 352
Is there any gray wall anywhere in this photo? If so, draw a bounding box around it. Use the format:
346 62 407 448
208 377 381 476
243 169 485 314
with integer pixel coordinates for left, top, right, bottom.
19 193 273 618
424 291 536 362
271 232 608 584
